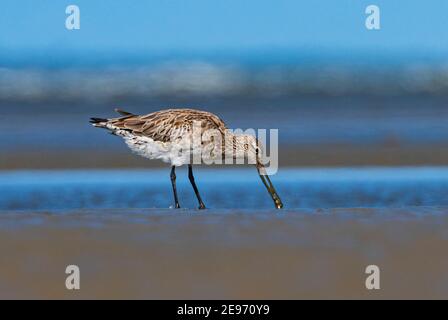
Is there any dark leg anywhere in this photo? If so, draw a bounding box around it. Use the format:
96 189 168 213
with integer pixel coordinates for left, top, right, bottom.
188 165 206 209
170 166 180 208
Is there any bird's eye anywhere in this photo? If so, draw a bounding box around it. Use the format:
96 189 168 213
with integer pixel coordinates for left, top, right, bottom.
244 143 249 151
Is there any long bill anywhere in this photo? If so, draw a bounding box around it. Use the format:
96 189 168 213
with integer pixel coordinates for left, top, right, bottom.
256 162 284 209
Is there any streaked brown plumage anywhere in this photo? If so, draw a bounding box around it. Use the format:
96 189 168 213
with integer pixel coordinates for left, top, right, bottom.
90 108 283 209
107 108 227 143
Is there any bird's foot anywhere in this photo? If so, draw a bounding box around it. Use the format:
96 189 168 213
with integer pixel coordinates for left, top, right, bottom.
198 203 206 210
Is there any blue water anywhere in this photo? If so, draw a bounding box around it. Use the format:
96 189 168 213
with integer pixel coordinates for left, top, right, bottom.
2 167 448 210
2 95 448 152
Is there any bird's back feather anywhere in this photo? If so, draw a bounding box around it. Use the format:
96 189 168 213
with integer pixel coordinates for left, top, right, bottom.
96 108 227 143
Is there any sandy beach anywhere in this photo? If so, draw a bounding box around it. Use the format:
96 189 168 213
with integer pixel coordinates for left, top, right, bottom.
0 207 447 299
4 144 448 170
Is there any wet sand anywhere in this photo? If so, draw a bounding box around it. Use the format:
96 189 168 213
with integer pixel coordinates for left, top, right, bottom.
4 144 448 169
1 208 447 299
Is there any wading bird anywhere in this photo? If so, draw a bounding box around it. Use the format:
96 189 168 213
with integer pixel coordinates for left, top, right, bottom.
90 108 283 209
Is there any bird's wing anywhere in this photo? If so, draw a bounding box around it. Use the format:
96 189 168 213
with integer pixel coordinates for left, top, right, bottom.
109 109 227 143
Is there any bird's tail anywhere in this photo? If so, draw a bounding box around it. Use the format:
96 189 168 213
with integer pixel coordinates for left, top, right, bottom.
90 108 134 129
89 117 108 128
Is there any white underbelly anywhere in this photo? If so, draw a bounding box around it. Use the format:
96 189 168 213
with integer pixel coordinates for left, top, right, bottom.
122 133 192 166
116 129 222 166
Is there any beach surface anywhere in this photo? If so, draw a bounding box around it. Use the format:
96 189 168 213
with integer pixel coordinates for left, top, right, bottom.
1 207 448 299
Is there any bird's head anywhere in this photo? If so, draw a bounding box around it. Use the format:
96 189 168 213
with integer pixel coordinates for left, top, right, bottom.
231 134 261 164
224 131 283 209
236 134 284 209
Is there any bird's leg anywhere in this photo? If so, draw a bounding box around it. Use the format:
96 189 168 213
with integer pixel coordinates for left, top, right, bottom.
170 166 180 208
188 165 206 209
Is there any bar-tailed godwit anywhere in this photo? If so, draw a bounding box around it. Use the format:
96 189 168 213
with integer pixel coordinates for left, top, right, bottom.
90 108 283 209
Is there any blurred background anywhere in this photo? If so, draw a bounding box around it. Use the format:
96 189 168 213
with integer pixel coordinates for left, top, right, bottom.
1 0 448 169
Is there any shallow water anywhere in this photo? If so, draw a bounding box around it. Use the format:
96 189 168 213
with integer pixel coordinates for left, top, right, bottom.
2 167 448 210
